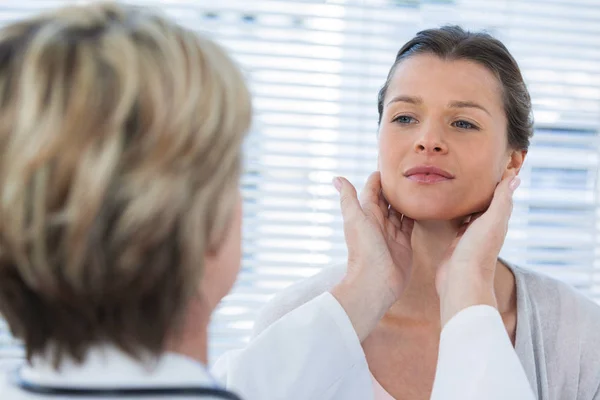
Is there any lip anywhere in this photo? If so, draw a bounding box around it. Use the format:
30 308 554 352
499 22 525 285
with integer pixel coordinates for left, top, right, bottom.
404 165 455 183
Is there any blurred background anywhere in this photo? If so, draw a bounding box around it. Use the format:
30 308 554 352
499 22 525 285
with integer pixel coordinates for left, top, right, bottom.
0 0 599 366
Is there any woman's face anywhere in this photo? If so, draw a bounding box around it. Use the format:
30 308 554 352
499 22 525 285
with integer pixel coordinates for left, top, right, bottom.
378 54 523 221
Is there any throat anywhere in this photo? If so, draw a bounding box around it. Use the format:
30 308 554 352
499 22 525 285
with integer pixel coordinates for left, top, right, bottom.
385 219 517 321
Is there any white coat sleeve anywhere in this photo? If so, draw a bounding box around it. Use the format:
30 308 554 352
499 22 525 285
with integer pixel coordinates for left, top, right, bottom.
211 292 373 400
431 305 535 400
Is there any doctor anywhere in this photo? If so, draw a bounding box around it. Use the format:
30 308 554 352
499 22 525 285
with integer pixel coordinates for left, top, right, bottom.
0 2 533 400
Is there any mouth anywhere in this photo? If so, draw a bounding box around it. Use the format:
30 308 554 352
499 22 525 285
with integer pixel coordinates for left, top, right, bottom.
404 165 455 184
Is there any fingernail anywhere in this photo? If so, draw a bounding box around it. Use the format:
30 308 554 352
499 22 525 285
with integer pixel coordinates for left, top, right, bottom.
509 176 521 192
332 177 342 193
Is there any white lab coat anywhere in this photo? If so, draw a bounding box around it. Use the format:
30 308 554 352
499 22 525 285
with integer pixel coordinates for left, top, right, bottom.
213 292 535 400
0 292 534 400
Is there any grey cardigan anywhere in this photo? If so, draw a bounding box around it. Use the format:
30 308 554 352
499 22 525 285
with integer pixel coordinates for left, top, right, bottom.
252 262 600 400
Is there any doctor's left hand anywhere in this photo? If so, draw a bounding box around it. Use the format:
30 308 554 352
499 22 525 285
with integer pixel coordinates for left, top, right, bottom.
436 173 520 326
330 171 414 341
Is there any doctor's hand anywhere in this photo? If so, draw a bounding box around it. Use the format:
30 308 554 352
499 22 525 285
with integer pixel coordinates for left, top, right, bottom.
330 171 414 341
436 173 520 327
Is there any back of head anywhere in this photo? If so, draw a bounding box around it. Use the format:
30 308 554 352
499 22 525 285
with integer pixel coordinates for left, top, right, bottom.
0 2 251 367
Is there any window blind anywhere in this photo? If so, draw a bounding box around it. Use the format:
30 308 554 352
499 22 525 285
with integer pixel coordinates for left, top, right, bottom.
0 0 598 366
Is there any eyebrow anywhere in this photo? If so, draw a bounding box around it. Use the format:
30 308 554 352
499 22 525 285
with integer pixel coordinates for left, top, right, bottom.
448 100 491 116
386 96 491 117
386 95 423 107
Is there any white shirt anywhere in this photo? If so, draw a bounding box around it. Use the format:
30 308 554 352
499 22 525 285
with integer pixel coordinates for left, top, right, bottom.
0 292 534 400
1 348 225 399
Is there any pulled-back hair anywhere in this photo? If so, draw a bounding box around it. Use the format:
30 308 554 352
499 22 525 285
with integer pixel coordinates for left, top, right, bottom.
378 25 533 150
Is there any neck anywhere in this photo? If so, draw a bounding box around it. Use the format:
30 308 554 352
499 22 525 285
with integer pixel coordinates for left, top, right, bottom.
165 294 212 365
387 219 515 323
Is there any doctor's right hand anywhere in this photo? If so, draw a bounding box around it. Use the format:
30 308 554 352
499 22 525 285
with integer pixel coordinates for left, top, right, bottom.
330 171 414 342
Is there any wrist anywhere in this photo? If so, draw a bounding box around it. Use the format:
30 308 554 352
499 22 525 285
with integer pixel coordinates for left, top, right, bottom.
331 273 397 341
346 269 399 310
439 268 497 327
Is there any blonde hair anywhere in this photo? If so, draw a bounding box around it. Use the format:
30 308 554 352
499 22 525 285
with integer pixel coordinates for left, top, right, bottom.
0 2 251 366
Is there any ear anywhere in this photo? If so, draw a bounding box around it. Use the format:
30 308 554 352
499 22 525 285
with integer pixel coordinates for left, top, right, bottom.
200 193 243 311
502 149 527 179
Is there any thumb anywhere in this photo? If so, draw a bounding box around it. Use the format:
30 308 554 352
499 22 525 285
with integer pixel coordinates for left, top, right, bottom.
334 177 361 223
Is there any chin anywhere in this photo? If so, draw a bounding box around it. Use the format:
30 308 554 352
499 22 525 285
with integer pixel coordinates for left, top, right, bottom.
383 178 496 222
394 196 486 222
402 207 464 222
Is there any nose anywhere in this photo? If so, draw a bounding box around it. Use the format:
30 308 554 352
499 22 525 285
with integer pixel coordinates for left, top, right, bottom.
414 125 448 155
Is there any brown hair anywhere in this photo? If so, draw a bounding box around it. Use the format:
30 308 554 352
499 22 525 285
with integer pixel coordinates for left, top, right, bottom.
0 2 251 367
377 25 533 150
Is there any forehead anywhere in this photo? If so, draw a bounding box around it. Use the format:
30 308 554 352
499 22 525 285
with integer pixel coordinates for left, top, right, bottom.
385 53 504 112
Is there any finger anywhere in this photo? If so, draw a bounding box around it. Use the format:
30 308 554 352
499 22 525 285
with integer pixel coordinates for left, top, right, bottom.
378 190 390 216
469 211 485 224
388 207 402 230
485 173 520 225
333 177 362 223
359 171 382 211
447 218 470 252
456 211 482 237
389 208 414 235
456 222 469 237
465 212 484 226
399 214 414 236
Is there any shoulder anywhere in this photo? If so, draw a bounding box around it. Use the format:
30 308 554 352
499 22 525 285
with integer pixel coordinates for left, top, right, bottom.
509 262 600 395
251 265 346 337
511 263 600 327
0 370 27 400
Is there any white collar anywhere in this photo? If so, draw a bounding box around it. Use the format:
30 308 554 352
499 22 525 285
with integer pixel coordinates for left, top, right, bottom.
18 346 217 389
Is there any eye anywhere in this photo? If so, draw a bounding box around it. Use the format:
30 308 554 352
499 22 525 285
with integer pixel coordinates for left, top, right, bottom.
452 120 479 130
392 115 418 125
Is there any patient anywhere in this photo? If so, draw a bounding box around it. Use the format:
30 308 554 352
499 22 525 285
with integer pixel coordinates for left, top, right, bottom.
253 26 600 400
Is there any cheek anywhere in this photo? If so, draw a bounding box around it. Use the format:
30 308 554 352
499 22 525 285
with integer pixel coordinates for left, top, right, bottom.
207 200 243 303
463 170 499 212
377 129 408 171
467 145 507 184
457 148 505 210
379 142 507 220
378 137 402 203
